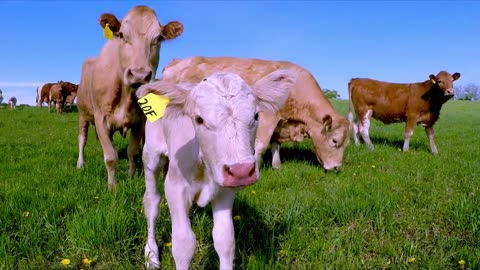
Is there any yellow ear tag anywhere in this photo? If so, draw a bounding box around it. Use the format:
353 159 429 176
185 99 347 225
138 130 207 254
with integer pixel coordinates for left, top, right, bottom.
103 23 113 40
137 93 170 123
431 78 436 84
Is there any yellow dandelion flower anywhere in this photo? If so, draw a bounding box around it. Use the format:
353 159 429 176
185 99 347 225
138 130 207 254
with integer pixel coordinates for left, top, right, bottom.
60 258 71 266
82 258 92 265
165 242 172 247
250 190 256 194
94 196 99 200
458 260 466 265
23 211 30 217
233 215 241 221
371 165 376 168
279 249 287 255
408 257 416 263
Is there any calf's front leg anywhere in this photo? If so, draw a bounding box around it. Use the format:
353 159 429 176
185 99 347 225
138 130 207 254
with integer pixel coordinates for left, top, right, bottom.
94 116 118 190
211 189 236 270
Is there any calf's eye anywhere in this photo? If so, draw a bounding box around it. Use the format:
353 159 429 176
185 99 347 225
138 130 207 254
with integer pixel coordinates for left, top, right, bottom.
195 116 204 125
254 113 259 121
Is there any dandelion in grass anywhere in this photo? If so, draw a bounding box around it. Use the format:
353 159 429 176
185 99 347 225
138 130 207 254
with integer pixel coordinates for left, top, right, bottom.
165 242 172 248
459 260 466 269
94 196 99 200
408 257 416 263
250 189 256 194
371 165 376 168
82 257 92 266
23 211 30 217
233 215 241 221
60 258 71 266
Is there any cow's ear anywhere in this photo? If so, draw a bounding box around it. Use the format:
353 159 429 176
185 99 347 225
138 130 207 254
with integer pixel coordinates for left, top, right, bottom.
252 70 296 113
99 13 121 34
429 74 437 84
452 72 461 81
322 114 333 133
136 80 192 109
161 21 184 40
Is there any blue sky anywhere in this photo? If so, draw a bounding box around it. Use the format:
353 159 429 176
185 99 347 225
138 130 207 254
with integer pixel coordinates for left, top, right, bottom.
0 1 478 105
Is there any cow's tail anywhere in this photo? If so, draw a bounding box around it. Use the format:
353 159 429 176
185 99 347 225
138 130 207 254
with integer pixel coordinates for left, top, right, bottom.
347 79 354 124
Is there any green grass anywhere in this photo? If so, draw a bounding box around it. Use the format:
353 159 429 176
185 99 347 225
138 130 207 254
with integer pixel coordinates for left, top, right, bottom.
0 100 479 269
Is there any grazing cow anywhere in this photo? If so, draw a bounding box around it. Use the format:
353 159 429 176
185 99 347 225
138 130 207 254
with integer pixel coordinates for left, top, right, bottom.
36 83 55 107
8 97 17 110
348 71 461 154
49 84 66 115
59 81 78 111
76 5 183 189
159 56 350 171
138 70 295 270
0 89 3 104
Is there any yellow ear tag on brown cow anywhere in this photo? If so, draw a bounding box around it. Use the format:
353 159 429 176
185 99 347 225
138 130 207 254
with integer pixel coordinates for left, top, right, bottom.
103 23 114 40
137 93 170 123
431 78 436 84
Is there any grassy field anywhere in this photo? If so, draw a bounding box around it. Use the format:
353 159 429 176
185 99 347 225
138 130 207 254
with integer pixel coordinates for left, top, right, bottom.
0 100 479 270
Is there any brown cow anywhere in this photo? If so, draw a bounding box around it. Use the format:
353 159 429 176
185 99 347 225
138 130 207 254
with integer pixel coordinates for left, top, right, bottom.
36 83 55 107
48 83 66 115
58 81 78 111
160 56 350 171
348 71 461 154
76 5 183 189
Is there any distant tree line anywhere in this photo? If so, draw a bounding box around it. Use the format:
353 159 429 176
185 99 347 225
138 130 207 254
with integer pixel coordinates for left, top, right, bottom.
454 83 480 101
322 89 340 99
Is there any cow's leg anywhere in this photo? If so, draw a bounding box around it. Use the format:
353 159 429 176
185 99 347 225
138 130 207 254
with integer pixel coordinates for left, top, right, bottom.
425 125 438 154
76 114 89 169
211 189 236 270
359 110 374 149
271 141 282 169
128 123 145 177
352 118 360 145
94 117 118 190
255 112 281 166
165 174 196 270
402 119 416 152
48 101 52 113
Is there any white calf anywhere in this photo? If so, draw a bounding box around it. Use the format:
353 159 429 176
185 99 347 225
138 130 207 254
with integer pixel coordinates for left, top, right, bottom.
8 97 17 110
137 70 295 269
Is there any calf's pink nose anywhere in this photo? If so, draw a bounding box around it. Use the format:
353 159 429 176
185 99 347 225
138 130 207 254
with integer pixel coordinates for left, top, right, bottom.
223 163 257 188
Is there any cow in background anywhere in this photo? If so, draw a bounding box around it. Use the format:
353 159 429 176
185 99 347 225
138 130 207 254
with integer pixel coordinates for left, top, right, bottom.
59 81 78 111
0 89 3 104
8 97 17 110
348 71 461 154
76 5 183 189
49 84 66 115
37 83 55 107
138 70 295 270
159 56 350 171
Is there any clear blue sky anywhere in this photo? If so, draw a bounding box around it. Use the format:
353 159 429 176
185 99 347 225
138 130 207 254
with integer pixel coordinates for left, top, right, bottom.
0 1 478 105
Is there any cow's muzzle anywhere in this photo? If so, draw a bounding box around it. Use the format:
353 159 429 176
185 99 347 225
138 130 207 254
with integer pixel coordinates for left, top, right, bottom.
223 163 257 188
444 88 455 97
126 68 153 89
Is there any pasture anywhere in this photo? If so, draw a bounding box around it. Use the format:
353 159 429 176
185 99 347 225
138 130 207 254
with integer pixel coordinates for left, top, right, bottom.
0 100 479 269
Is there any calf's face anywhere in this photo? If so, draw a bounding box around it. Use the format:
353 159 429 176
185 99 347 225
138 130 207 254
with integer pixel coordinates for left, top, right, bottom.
99 5 183 88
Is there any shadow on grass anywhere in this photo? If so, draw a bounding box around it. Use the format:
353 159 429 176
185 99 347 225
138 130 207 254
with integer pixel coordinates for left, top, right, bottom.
260 144 319 169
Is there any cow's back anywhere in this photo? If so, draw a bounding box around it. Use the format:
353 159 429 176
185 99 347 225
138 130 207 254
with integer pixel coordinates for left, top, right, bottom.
162 56 337 118
349 78 413 124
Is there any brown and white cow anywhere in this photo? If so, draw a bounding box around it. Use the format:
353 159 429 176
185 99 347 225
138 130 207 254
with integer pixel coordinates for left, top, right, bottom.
348 71 461 154
76 5 183 189
159 56 350 171
138 70 295 270
48 83 65 115
36 83 55 107
8 97 17 110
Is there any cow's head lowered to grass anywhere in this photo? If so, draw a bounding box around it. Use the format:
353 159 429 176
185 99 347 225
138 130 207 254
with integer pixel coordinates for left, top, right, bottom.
137 70 296 188
99 5 183 88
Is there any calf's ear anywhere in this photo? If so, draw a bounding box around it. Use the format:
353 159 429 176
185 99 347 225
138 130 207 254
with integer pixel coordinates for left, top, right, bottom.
99 13 121 34
137 80 194 108
252 70 296 113
161 21 184 40
429 74 437 84
452 72 461 81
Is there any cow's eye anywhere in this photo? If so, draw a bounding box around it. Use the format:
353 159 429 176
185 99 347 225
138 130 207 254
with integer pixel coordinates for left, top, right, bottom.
118 32 124 39
194 116 204 125
254 113 259 121
437 80 442 84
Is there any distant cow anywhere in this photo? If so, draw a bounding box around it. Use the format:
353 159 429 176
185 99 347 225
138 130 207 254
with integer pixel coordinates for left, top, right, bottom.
8 97 17 110
36 83 55 107
58 81 78 111
49 84 66 115
348 71 461 154
159 56 350 171
0 89 3 104
76 5 183 189
138 70 295 269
